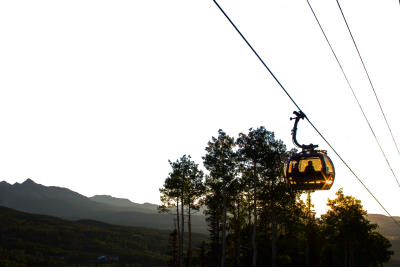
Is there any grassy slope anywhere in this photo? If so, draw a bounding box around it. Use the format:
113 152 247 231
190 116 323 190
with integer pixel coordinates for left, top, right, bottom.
0 206 208 263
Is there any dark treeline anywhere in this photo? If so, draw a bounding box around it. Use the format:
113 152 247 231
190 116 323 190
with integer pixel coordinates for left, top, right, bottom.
159 127 393 267
0 206 207 267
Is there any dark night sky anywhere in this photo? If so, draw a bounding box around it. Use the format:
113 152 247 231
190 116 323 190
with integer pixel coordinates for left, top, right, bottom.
0 0 400 216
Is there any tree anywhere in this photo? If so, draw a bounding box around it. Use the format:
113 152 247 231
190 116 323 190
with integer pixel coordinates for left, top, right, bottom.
203 129 236 267
362 231 394 267
185 160 205 267
192 240 208 267
167 229 179 267
203 174 223 267
303 191 321 267
162 155 204 267
226 178 247 267
236 127 276 267
320 189 393 267
226 159 252 266
236 166 257 266
164 155 196 267
157 187 181 264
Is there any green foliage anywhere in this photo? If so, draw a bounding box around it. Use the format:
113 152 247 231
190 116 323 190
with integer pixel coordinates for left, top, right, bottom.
191 241 207 267
203 129 237 267
159 127 394 267
166 229 179 267
203 129 236 183
203 186 222 266
0 207 207 267
320 189 393 267
276 254 291 267
159 154 206 267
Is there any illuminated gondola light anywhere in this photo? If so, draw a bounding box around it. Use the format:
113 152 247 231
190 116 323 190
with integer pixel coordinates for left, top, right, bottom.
285 111 336 191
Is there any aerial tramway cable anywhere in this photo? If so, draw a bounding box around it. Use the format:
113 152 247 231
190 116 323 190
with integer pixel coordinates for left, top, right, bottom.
306 0 400 188
335 0 400 168
212 0 400 228
336 0 400 183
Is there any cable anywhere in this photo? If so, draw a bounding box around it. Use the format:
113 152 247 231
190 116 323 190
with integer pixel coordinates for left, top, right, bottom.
213 0 400 228
306 0 400 189
306 0 400 227
336 0 400 156
336 0 400 167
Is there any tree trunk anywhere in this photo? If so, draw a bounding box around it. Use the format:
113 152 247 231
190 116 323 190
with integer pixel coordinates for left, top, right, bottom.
176 199 181 266
189 203 192 267
221 176 227 267
245 196 252 264
344 238 347 267
350 239 354 267
217 206 221 261
252 161 258 267
271 172 277 267
264 212 267 243
305 230 309 267
172 220 178 267
349 238 354 267
248 200 252 236
271 205 277 267
236 198 241 267
180 191 184 267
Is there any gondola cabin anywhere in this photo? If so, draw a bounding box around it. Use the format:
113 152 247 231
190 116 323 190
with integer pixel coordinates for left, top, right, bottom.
285 150 335 190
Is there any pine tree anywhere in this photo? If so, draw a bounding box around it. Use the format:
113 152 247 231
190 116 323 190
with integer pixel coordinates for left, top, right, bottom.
203 129 236 267
237 127 275 267
185 164 205 267
237 127 296 267
320 189 393 267
167 229 180 267
203 174 223 267
226 178 246 267
158 189 182 248
162 155 204 267
198 241 207 267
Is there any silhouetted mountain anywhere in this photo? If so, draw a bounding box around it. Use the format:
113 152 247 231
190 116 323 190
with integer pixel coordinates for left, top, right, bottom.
1 179 400 263
89 195 159 213
89 195 207 215
367 214 400 237
0 178 208 234
0 179 157 215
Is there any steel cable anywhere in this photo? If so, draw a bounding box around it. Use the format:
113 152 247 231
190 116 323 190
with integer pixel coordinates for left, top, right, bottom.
213 0 400 228
336 0 400 169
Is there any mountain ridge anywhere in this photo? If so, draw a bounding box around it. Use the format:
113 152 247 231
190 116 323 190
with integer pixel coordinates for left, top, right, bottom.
2 178 398 238
0 178 208 234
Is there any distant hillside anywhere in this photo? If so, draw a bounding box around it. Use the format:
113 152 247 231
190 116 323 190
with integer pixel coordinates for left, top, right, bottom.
0 206 207 266
0 179 209 234
90 195 206 216
1 179 400 265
